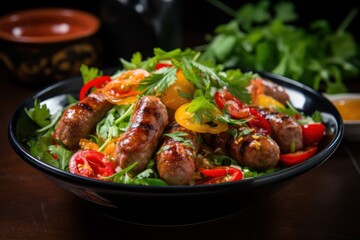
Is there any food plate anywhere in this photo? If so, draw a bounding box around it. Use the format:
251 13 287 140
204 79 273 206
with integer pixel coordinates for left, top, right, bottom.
8 69 343 226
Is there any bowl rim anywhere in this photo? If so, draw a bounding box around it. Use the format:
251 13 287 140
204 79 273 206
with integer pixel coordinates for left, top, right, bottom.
7 70 344 194
0 7 100 43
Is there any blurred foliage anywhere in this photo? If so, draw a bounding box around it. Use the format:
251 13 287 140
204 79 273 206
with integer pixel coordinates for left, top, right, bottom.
200 0 359 93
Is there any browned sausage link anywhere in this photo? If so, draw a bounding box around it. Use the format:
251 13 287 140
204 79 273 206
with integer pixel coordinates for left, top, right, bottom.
262 78 290 105
54 90 113 150
258 108 303 153
204 127 280 170
156 121 201 185
116 96 168 174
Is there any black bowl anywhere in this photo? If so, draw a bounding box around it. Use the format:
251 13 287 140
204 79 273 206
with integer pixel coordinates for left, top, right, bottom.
8 70 343 226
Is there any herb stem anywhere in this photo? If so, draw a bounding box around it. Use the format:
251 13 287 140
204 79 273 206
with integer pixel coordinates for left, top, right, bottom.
35 111 62 133
336 8 358 35
207 0 237 18
114 103 135 125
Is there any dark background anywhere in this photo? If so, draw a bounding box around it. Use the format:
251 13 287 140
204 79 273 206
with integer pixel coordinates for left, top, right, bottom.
1 0 359 69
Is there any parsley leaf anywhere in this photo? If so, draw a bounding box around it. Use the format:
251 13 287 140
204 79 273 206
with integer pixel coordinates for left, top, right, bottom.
163 131 192 147
79 64 102 84
186 96 218 123
137 67 178 95
25 98 51 128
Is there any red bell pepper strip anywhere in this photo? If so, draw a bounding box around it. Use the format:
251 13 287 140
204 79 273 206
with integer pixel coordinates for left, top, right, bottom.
69 149 116 179
79 76 112 101
301 123 326 146
197 166 243 184
279 146 318 166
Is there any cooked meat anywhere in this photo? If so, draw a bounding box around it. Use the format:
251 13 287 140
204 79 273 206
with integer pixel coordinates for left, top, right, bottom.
262 78 290 105
156 121 201 185
54 90 113 150
204 127 280 170
115 96 168 173
258 108 303 153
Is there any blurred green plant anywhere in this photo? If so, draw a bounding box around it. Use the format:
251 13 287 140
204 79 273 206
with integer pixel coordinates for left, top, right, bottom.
200 0 359 93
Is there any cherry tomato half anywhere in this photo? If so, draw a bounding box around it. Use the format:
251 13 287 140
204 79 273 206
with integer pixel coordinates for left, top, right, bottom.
301 123 326 146
214 89 249 119
279 146 318 166
69 150 116 179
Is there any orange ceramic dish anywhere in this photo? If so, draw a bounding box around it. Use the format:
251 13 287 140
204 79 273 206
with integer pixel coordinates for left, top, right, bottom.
0 8 100 43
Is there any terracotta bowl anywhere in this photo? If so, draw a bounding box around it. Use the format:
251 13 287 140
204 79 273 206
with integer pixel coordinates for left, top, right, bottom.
0 8 101 86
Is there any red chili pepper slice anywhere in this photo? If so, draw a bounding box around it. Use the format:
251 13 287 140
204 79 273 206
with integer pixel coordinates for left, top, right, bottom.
247 108 272 135
197 166 243 185
279 146 318 166
69 149 116 179
301 123 326 146
214 89 250 119
155 62 173 70
79 76 112 101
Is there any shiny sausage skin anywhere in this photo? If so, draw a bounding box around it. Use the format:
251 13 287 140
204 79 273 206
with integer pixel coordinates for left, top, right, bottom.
204 127 280 170
262 78 290 105
116 96 168 174
258 108 303 153
54 90 113 150
156 121 201 185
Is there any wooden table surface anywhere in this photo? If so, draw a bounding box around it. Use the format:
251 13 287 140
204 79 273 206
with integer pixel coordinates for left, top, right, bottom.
1 78 360 240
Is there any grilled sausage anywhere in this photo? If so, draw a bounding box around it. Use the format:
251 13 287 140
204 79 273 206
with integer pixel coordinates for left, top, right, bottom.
54 90 113 150
258 108 303 153
262 78 290 105
156 121 201 185
116 96 168 173
204 127 280 170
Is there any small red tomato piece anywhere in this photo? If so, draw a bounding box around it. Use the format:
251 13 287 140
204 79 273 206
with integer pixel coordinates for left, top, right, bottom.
301 123 326 146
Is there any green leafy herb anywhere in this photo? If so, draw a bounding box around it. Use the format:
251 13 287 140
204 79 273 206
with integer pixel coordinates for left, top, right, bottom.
137 67 178 95
25 98 51 128
186 96 218 123
202 0 359 93
28 131 59 168
103 160 168 186
96 103 134 151
79 64 103 84
48 145 73 171
163 131 192 147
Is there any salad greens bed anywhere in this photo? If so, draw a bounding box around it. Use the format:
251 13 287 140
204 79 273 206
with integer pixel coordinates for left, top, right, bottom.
200 0 359 93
